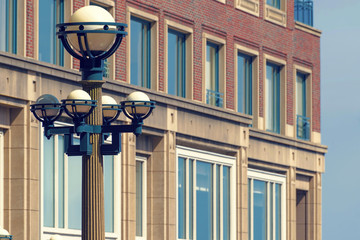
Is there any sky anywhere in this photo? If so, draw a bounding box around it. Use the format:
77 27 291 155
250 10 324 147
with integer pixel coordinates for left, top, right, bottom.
315 0 360 239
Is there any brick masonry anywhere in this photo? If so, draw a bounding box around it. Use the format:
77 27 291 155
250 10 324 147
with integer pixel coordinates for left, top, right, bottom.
24 0 321 133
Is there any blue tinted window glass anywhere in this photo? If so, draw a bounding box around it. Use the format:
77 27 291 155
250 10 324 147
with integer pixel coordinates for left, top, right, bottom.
275 184 281 240
189 159 193 239
216 165 220 240
266 63 280 133
43 136 55 227
196 161 213 240
238 53 252 114
58 136 64 228
131 16 151 88
223 166 230 240
39 0 64 65
0 0 7 51
0 0 17 53
253 180 266 240
104 155 114 232
136 161 143 236
168 29 186 97
178 157 186 238
68 138 82 230
267 0 280 9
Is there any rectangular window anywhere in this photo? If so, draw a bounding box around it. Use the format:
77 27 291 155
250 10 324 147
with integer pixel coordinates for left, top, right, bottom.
237 53 253 115
42 126 118 238
248 169 286 240
131 16 151 89
136 157 147 240
177 147 234 240
266 63 281 134
168 29 186 98
267 0 280 9
294 0 313 27
0 0 17 53
296 190 308 240
39 0 64 66
296 72 310 140
206 42 223 107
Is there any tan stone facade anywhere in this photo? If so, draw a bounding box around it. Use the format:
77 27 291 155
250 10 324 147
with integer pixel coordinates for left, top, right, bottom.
0 51 326 239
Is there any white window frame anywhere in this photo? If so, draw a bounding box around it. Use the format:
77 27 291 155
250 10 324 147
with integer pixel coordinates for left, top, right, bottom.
136 156 147 240
248 169 286 240
176 146 236 240
40 122 121 240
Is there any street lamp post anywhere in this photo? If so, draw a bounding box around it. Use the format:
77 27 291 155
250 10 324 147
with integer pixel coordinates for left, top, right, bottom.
30 6 155 240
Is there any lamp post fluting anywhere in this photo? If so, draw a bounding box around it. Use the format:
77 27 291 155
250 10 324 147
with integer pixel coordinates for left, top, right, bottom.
30 5 155 240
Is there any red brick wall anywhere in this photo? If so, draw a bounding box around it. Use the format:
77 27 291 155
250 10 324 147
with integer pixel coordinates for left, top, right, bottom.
114 0 321 133
26 0 34 58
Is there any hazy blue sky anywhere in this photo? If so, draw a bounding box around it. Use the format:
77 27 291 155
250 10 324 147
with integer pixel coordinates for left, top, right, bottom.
315 0 360 239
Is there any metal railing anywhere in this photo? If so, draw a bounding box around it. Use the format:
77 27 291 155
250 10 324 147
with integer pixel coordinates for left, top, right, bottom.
297 115 310 141
206 89 224 108
294 0 313 27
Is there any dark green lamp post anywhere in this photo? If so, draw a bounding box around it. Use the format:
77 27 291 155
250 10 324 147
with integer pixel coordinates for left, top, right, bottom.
30 5 155 240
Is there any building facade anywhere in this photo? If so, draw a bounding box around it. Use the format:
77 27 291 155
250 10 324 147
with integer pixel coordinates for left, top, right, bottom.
0 0 326 240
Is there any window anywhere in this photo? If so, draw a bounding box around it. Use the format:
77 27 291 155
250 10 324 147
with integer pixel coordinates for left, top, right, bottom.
206 42 223 107
248 169 286 240
39 0 64 66
0 0 17 53
168 29 186 98
294 0 313 27
266 0 280 9
296 72 310 140
177 146 235 240
130 16 151 89
237 53 253 115
136 157 147 240
266 63 281 134
296 190 308 240
41 124 120 238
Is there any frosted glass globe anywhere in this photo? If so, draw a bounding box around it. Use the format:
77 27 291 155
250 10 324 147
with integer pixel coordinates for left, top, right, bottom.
67 6 116 54
102 95 118 118
34 94 60 118
124 91 151 117
66 89 92 114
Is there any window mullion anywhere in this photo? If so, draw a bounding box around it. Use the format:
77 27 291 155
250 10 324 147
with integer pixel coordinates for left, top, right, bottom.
273 183 276 240
212 163 216 240
54 135 59 228
185 158 190 240
220 165 223 240
193 160 197 240
267 182 270 240
250 179 254 240
64 152 69 229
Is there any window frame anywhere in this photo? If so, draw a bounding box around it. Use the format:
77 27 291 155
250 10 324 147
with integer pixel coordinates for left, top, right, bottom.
136 156 147 240
248 169 287 240
203 33 226 108
165 20 193 99
40 122 121 239
263 54 286 135
127 6 159 91
0 0 17 54
176 146 236 240
293 65 312 141
38 0 65 66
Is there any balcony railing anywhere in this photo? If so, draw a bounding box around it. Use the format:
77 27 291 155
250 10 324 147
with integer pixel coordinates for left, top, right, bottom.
297 115 310 141
206 89 224 108
294 0 313 27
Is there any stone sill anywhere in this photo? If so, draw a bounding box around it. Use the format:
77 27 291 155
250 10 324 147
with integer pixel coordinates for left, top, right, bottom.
295 21 322 37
